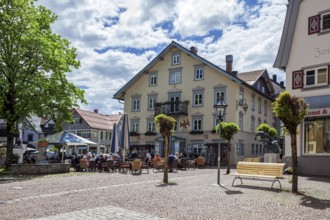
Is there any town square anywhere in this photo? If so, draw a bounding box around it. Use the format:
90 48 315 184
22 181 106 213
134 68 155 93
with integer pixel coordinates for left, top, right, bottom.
1 0 330 219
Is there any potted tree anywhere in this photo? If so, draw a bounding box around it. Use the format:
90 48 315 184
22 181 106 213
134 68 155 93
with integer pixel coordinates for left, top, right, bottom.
37 138 49 147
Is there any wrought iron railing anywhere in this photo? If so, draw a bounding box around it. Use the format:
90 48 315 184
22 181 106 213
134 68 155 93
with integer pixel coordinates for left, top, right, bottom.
154 101 189 116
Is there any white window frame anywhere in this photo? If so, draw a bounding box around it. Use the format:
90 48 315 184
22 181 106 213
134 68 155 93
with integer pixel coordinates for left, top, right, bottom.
132 122 139 133
169 71 181 84
148 97 156 110
236 142 244 156
304 66 328 88
132 98 140 112
239 112 243 131
194 65 204 80
321 12 330 32
251 115 255 132
147 121 155 132
149 73 157 86
192 119 202 131
193 93 203 106
172 52 181 65
251 93 255 111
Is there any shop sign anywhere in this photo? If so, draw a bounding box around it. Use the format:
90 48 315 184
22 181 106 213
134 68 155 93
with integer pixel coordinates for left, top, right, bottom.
307 108 330 116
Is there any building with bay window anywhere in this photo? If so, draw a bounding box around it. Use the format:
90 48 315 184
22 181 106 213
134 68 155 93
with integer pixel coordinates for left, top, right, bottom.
274 0 330 175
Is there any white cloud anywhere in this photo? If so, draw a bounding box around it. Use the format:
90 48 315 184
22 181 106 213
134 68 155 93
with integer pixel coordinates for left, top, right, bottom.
37 0 288 115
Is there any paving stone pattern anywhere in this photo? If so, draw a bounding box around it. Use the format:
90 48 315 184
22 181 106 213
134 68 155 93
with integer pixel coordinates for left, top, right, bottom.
0 168 329 220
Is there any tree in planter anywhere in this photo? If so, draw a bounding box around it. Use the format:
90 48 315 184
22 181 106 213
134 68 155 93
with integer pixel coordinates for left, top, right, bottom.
155 114 176 184
256 124 281 153
272 91 308 193
0 1 86 169
216 122 239 174
257 123 277 138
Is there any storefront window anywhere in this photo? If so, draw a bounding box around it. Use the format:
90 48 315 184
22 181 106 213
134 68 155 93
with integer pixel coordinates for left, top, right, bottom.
304 116 330 154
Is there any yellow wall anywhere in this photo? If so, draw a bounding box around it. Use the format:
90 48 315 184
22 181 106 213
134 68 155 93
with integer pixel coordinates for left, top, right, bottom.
123 46 275 164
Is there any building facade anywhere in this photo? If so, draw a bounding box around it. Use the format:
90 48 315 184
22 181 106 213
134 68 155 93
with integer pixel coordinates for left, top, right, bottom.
114 41 278 165
62 108 122 155
274 0 330 175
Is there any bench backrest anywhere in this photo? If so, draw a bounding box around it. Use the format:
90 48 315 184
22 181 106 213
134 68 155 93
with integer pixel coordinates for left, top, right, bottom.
236 162 285 178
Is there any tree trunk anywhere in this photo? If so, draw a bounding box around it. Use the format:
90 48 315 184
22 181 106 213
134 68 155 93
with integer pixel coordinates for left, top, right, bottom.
5 123 14 170
226 142 231 174
290 133 298 193
163 135 170 183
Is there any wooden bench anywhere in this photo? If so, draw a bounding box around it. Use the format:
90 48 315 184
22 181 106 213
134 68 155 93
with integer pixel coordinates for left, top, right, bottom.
230 162 285 190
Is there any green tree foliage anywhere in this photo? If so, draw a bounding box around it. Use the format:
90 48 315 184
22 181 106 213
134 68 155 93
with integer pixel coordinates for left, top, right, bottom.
272 91 308 193
257 123 277 138
155 114 176 184
216 122 239 174
0 0 86 169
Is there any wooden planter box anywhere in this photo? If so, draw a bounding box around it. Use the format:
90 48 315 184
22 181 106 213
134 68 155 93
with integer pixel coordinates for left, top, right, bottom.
38 141 48 147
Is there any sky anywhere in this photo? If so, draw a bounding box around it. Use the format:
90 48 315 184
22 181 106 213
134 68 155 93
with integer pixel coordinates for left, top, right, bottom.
37 0 288 115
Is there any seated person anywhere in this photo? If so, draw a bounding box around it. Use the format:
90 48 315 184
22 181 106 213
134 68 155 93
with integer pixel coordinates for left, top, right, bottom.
129 150 138 159
168 154 176 172
154 153 160 161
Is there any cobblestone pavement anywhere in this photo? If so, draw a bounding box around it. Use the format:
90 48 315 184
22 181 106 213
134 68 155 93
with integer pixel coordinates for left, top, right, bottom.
0 168 330 220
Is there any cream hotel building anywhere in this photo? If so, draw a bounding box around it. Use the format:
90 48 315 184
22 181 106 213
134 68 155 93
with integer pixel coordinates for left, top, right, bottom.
114 41 283 166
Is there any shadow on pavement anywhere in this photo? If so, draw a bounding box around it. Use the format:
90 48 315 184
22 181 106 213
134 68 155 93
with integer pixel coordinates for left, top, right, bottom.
305 176 330 184
300 194 330 210
231 184 283 193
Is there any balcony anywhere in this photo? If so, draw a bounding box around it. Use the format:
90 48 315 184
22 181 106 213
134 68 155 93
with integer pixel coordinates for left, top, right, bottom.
154 101 189 116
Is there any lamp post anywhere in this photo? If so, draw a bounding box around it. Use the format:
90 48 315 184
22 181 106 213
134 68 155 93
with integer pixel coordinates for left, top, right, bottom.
214 97 228 185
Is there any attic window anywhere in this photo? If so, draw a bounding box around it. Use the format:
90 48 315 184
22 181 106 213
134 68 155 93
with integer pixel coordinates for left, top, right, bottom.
74 117 82 124
171 51 181 65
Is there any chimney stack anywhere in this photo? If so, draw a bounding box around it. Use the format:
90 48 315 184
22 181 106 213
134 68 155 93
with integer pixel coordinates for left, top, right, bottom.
94 109 98 113
225 55 233 73
280 81 284 88
190 46 198 54
272 75 277 83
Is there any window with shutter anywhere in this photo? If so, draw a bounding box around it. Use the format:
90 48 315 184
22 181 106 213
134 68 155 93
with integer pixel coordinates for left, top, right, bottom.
309 15 320 35
321 12 330 32
292 70 303 89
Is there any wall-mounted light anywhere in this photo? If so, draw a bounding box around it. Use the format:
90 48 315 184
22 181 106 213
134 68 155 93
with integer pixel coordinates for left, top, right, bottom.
236 98 248 114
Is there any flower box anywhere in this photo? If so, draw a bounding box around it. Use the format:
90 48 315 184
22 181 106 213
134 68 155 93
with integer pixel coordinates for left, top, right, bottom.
38 141 48 147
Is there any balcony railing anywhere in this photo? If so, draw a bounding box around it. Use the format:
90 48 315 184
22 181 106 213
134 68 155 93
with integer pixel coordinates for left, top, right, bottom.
154 101 189 116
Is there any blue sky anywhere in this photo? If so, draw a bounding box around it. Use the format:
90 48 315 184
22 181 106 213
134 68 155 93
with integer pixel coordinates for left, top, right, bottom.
38 0 288 115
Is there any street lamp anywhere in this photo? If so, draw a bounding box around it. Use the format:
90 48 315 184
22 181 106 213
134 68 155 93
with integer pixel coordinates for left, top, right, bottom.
214 97 228 185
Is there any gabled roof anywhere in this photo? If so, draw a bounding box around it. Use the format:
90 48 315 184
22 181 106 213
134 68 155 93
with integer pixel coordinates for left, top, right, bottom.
238 69 276 98
26 115 43 133
237 69 265 86
113 41 242 100
273 0 302 70
73 108 122 131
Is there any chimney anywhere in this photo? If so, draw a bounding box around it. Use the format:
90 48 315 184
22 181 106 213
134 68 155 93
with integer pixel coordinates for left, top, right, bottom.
232 70 238 77
94 109 98 113
280 81 284 88
272 75 277 83
190 46 198 54
225 55 233 73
